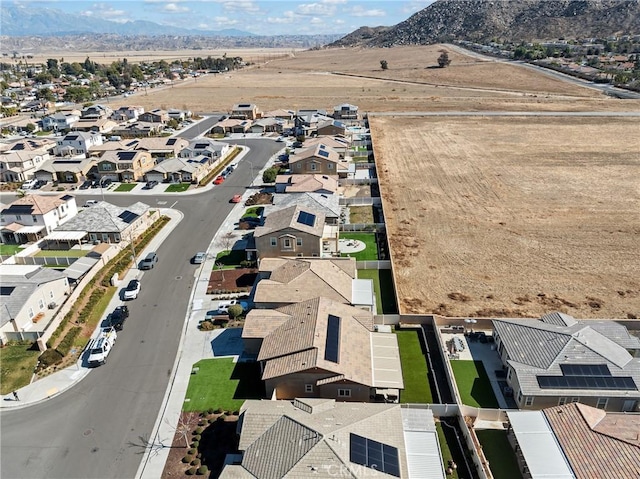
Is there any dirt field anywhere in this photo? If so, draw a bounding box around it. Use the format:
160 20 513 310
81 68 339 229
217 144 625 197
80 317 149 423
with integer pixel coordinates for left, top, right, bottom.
103 45 640 114
371 115 640 319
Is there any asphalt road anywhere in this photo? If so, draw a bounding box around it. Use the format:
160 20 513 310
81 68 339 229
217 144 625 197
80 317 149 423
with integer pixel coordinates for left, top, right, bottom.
0 139 282 479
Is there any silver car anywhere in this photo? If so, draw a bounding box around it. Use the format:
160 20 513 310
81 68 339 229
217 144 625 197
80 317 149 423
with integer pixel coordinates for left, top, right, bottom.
192 252 206 264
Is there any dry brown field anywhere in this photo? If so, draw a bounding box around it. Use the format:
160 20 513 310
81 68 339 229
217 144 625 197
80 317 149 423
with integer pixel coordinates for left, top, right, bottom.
371 115 640 319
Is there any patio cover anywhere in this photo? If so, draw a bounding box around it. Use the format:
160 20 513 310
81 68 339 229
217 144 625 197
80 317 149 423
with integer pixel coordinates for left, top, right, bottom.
63 256 99 281
402 408 446 479
16 225 45 234
2 222 22 232
371 332 404 390
506 411 575 479
44 231 87 241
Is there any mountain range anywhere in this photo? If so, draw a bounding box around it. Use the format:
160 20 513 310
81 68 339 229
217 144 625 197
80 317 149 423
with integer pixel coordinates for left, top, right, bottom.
331 0 640 47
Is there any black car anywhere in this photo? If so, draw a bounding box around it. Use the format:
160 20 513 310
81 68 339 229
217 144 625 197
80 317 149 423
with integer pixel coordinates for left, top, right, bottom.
144 180 158 189
90 180 100 188
109 305 129 331
102 178 112 187
79 180 92 190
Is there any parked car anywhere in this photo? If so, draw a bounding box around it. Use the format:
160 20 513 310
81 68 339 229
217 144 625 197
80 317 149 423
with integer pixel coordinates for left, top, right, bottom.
109 305 129 331
123 279 141 300
87 327 117 367
231 194 242 203
84 200 99 207
21 179 37 190
31 179 46 189
139 252 158 270
213 176 224 185
90 180 100 188
102 178 112 187
208 300 249 317
144 180 158 189
79 180 92 190
192 252 206 264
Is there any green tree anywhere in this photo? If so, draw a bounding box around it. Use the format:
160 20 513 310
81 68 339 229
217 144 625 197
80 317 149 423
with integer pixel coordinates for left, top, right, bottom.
437 51 451 68
36 88 55 102
25 123 36 133
262 166 279 183
380 60 388 70
227 304 243 319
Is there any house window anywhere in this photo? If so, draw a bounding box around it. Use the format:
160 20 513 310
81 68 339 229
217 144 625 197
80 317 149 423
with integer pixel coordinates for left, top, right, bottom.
32 215 37 222
310 163 317 171
38 299 45 310
596 398 608 410
103 163 113 170
28 308 34 319
270 237 276 247
524 396 534 407
328 163 333 169
283 238 292 249
114 234 121 242
297 164 301 169
570 397 580 403
102 234 109 242
338 389 351 398
296 238 302 246
49 291 54 299
16 215 22 220
89 233 97 241
305 384 313 393
558 397 568 406
516 390 522 404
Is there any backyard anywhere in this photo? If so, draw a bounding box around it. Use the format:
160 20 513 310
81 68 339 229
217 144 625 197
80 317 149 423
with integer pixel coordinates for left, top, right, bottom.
394 328 433 403
357 269 398 314
34 249 88 257
340 232 378 261
436 421 460 479
348 206 374 224
0 244 23 256
476 429 523 479
450 360 499 408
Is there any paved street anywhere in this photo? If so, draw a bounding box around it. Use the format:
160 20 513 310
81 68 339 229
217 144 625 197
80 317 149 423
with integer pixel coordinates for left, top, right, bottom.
0 139 282 479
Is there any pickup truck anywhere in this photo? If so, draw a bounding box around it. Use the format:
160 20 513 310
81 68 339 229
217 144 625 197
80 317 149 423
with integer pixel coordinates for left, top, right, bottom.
87 327 117 367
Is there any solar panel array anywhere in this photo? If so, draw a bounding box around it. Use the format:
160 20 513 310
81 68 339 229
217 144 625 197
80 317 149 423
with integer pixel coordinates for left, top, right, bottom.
166 138 177 145
350 434 400 477
10 143 25 150
66 135 79 140
318 150 330 158
194 143 209 149
560 364 611 377
297 211 316 227
324 315 341 363
537 375 637 391
117 151 138 161
118 211 139 224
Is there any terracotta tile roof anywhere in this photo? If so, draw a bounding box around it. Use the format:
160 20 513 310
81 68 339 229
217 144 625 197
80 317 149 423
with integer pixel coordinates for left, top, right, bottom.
241 309 291 339
3 194 69 215
544 403 640 479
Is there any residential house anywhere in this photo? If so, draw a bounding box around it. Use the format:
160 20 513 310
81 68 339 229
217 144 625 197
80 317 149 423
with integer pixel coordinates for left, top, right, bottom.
289 143 340 176
275 174 339 195
249 117 281 134
263 108 295 121
111 105 144 122
0 265 70 343
81 104 112 120
0 148 51 183
55 200 153 244
110 121 163 138
54 131 103 157
0 194 78 243
252 257 374 311
253 205 339 259
145 157 207 184
243 297 403 401
295 109 332 135
41 112 79 132
71 118 119 134
304 135 351 157
230 103 260 120
96 150 154 182
35 157 96 184
220 400 446 479
317 119 347 137
333 103 359 120
131 136 190 161
178 138 230 162
507 403 640 479
139 109 169 124
493 312 640 412
210 118 251 135
167 108 191 120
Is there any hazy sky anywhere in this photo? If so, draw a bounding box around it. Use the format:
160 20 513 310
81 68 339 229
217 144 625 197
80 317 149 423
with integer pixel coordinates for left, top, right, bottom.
18 0 436 35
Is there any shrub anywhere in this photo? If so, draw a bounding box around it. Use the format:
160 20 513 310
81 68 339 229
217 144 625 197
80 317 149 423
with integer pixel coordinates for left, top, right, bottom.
193 434 201 441
38 348 64 369
186 467 197 475
198 418 207 426
190 458 201 467
262 166 279 183
199 321 215 331
194 427 203 435
227 304 243 319
197 466 209 475
191 440 199 449
56 326 81 356
207 407 215 414
208 418 216 424
182 455 194 464
188 448 196 456
215 407 223 414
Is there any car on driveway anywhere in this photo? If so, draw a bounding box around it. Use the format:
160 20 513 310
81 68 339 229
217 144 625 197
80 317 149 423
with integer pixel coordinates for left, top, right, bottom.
79 180 92 190
207 300 250 318
213 176 224 185
123 279 141 300
230 194 242 203
84 200 99 207
192 252 206 264
109 305 129 331
144 180 158 189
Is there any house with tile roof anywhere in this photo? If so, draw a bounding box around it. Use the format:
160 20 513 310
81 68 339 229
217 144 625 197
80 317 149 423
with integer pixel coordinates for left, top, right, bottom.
210 118 252 135
0 265 70 344
96 150 154 182
253 205 339 259
144 157 207 184
0 138 56 182
54 200 152 244
271 192 341 224
41 111 79 132
304 135 351 156
275 173 339 195
317 119 347 137
0 194 78 244
220 399 446 479
252 257 374 311
139 109 169 124
245 297 403 402
493 312 640 411
35 157 96 184
178 138 230 162
72 118 119 134
230 103 260 120
289 144 340 176
54 131 103 157
507 402 640 479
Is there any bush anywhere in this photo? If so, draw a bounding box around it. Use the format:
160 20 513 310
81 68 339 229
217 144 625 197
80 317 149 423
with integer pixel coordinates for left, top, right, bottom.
193 434 201 441
197 466 208 475
207 407 215 414
190 458 201 467
194 427 203 435
199 321 215 331
182 455 194 464
56 326 81 356
227 304 243 319
186 467 197 475
188 448 196 456
262 166 279 183
38 348 64 369
208 418 216 424
191 440 200 449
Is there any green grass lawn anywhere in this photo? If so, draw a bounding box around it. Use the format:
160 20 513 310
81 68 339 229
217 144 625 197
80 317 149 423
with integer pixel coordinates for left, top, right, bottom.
395 329 433 403
242 206 264 218
34 249 88 257
214 249 245 268
451 360 499 408
357 269 398 314
476 429 522 479
0 341 41 394
164 183 191 192
0 244 22 256
114 183 138 192
183 358 264 412
436 422 460 479
340 232 378 261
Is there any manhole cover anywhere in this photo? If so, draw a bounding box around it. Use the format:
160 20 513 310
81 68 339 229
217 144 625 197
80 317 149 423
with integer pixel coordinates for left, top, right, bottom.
83 429 93 436
175 276 182 280
91 447 99 453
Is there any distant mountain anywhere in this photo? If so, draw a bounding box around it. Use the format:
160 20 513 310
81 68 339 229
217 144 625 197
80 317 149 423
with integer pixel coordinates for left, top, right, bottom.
330 0 640 47
0 3 254 37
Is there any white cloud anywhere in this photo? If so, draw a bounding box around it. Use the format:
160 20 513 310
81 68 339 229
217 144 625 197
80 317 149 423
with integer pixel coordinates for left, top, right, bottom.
80 4 126 20
267 12 296 25
401 0 435 14
347 5 386 17
213 0 261 14
310 16 323 24
296 2 337 16
214 15 239 26
162 3 190 13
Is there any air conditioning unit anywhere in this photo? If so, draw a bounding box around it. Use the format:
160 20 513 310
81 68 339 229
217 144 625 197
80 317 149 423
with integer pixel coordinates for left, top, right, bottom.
48 302 57 309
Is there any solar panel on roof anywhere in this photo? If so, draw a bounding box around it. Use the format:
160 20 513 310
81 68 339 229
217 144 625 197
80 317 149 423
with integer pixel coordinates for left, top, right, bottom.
324 315 340 363
537 375 637 391
126 140 138 147
118 211 139 224
0 286 16 296
349 434 400 477
117 151 138 161
66 135 79 140
297 211 316 227
560 364 611 377
318 150 330 158
194 143 209 149
166 138 177 145
11 143 25 150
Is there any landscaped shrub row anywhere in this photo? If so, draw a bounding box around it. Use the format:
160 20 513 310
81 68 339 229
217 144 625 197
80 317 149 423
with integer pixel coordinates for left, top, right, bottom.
56 326 82 356
198 147 241 187
77 289 107 323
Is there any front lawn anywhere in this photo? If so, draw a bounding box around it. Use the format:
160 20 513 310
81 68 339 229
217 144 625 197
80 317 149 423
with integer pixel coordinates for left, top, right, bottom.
476 429 522 479
395 329 433 403
340 232 378 261
34 249 88 258
114 183 137 192
165 183 191 192
214 249 245 268
0 244 22 256
184 358 264 412
357 269 398 314
0 341 41 394
450 360 499 408
242 206 263 219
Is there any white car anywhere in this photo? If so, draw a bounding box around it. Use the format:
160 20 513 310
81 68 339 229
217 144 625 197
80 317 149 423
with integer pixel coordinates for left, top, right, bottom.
208 300 249 317
193 252 206 264
123 279 141 300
